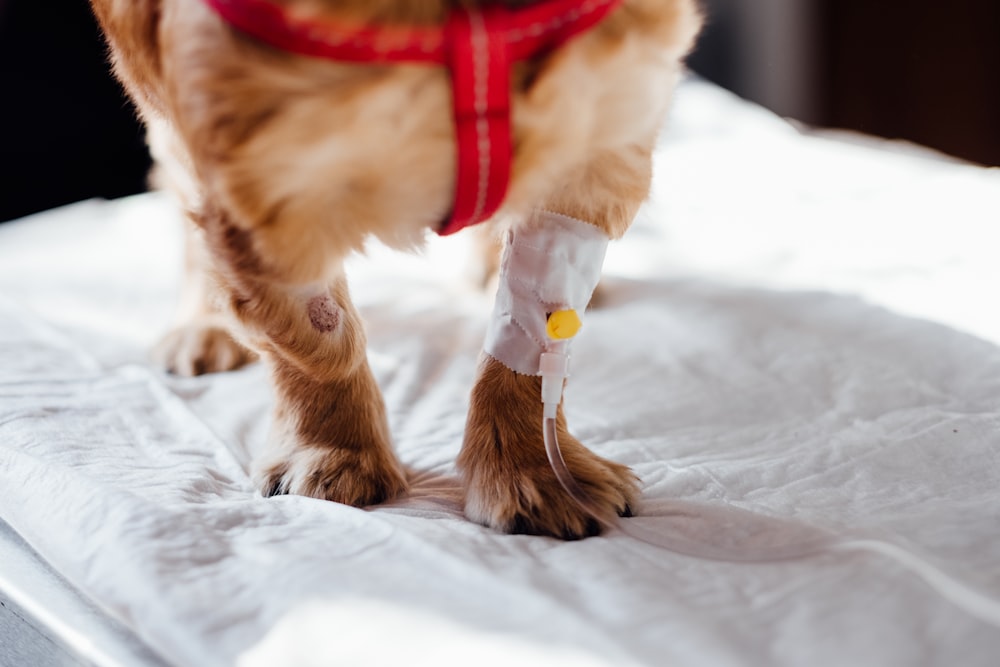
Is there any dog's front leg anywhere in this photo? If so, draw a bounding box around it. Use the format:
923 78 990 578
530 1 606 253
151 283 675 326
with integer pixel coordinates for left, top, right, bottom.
251 279 407 505
459 210 639 539
198 205 407 506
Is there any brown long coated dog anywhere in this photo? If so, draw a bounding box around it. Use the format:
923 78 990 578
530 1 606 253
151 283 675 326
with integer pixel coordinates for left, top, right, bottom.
89 0 702 539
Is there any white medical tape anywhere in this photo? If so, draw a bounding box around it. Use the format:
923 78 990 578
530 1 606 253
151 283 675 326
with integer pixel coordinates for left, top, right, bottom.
484 210 609 376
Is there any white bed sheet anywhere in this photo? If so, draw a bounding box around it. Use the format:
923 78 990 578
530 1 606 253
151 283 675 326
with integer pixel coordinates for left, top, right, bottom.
1 79 999 666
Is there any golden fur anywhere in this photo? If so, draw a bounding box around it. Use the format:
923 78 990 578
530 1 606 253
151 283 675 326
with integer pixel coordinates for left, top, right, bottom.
90 0 701 538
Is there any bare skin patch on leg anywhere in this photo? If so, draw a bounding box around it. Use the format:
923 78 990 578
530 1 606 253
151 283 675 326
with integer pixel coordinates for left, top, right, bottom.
307 294 341 333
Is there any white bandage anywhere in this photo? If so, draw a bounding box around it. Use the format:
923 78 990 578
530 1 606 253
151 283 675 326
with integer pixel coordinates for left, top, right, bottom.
484 210 609 376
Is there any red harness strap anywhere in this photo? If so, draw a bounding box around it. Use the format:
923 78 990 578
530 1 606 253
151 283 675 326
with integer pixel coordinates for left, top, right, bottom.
201 0 625 235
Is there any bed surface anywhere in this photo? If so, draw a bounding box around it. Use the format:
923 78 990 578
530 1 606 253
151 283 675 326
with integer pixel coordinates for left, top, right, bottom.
1 79 999 666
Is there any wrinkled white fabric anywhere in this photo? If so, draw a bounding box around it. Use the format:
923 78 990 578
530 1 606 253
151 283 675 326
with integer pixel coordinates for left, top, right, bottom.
1 78 1000 667
484 210 608 376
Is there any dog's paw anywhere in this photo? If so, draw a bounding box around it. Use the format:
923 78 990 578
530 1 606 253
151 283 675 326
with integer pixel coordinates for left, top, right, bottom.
253 442 408 507
462 429 638 539
459 357 638 539
253 355 407 507
153 318 257 376
458 356 639 540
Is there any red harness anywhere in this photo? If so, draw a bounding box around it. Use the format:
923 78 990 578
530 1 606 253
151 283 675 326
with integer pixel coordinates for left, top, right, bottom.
201 0 624 235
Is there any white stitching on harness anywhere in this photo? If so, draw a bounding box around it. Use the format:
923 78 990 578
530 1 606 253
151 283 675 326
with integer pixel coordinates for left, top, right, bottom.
469 10 491 222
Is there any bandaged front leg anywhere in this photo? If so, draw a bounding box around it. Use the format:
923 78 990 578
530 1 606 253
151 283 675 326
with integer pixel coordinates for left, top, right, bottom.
459 211 638 539
485 210 608 387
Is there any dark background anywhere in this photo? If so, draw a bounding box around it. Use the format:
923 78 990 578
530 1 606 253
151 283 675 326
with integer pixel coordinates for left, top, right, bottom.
0 0 152 223
1 0 998 223
689 0 1000 166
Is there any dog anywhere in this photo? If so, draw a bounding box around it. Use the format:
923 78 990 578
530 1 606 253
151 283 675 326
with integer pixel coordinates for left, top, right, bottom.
89 0 702 539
